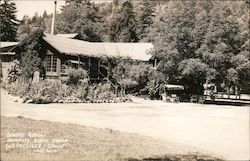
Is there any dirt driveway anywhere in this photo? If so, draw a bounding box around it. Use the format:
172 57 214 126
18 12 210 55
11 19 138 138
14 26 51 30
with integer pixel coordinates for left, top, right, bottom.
1 91 249 160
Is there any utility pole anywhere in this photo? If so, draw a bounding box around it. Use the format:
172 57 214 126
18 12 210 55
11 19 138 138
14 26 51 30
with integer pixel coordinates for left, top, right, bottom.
51 1 57 35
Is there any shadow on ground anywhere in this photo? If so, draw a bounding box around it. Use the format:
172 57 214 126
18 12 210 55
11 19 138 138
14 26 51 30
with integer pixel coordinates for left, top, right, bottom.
204 99 250 106
127 154 224 161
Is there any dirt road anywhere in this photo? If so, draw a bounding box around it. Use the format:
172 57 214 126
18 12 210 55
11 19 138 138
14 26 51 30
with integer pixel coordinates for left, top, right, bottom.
1 91 249 160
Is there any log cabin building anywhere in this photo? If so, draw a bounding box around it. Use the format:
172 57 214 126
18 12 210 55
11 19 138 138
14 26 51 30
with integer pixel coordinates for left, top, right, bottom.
41 34 153 80
0 42 19 78
2 31 154 89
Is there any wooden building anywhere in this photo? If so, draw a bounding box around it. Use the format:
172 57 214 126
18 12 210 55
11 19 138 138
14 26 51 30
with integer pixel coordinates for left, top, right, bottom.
7 31 154 88
0 42 19 78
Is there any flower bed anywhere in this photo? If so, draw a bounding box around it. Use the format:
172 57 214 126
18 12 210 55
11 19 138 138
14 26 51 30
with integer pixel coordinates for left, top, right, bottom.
1 79 132 104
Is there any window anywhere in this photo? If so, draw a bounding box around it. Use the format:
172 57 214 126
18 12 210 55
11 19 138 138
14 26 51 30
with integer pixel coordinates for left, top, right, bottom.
1 55 15 62
46 55 58 72
61 61 68 75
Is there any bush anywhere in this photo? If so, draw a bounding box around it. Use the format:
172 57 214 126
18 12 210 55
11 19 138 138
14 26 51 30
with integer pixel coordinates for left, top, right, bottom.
112 60 152 94
20 49 42 80
1 78 31 97
94 83 116 100
2 78 130 104
67 68 88 85
70 82 88 102
119 78 138 94
6 60 22 83
84 83 123 103
25 80 68 103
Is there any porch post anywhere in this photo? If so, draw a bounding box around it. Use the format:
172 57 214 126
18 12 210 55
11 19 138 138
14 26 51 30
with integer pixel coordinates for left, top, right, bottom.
57 57 61 77
88 57 91 79
78 56 80 69
154 58 157 68
88 57 91 70
98 59 100 79
107 61 110 78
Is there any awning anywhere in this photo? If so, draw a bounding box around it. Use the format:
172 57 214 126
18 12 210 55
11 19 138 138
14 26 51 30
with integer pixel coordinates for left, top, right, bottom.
0 52 15 55
0 42 19 48
0 42 19 52
68 60 84 65
164 84 184 90
203 83 215 88
56 33 78 39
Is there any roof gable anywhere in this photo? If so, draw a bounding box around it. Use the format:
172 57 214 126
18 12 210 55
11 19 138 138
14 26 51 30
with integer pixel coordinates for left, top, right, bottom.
0 42 19 48
55 33 79 39
43 34 107 57
101 43 153 61
43 34 153 61
0 42 19 52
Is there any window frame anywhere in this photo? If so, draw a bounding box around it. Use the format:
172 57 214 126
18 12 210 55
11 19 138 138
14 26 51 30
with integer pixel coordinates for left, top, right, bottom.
45 52 60 76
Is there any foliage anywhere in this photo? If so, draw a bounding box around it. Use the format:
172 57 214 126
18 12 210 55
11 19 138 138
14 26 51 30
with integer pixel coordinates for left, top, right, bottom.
136 0 155 41
25 80 68 103
2 78 130 104
149 0 250 95
178 59 208 95
12 0 250 96
91 83 116 101
225 68 239 88
230 54 250 87
108 0 138 42
6 60 22 83
1 78 31 96
112 59 152 94
55 0 101 42
20 49 41 79
16 12 52 41
17 29 45 80
0 0 19 41
67 68 88 85
146 72 166 99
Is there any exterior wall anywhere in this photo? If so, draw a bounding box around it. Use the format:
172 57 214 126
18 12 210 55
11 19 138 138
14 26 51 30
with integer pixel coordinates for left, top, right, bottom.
1 62 10 79
0 53 15 79
43 50 108 81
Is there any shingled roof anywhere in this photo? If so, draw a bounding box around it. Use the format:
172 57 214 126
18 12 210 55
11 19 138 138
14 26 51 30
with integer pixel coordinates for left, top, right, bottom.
43 34 153 61
0 42 19 48
43 34 107 57
100 43 153 61
0 42 19 52
55 33 79 39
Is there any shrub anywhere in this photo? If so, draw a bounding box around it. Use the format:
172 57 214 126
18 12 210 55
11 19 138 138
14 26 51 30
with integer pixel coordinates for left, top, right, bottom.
6 60 22 83
17 29 45 80
20 49 42 80
71 82 88 101
95 83 116 100
112 60 152 94
1 78 31 97
2 78 131 104
67 68 88 85
119 78 138 94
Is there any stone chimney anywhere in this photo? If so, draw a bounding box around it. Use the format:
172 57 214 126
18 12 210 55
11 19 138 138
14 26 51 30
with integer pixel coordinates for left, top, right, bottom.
51 1 57 35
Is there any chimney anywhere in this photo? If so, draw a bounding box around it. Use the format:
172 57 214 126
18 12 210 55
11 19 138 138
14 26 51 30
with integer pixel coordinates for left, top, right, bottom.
51 1 57 35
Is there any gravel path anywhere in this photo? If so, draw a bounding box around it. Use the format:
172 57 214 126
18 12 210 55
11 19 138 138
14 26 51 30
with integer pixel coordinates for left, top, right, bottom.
1 90 249 160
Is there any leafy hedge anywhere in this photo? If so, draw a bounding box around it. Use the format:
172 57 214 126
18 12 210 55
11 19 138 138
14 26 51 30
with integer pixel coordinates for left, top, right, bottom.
1 79 132 104
112 60 153 94
66 68 88 85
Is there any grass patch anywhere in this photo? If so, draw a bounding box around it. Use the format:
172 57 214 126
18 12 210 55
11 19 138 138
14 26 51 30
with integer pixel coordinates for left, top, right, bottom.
1 116 223 161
